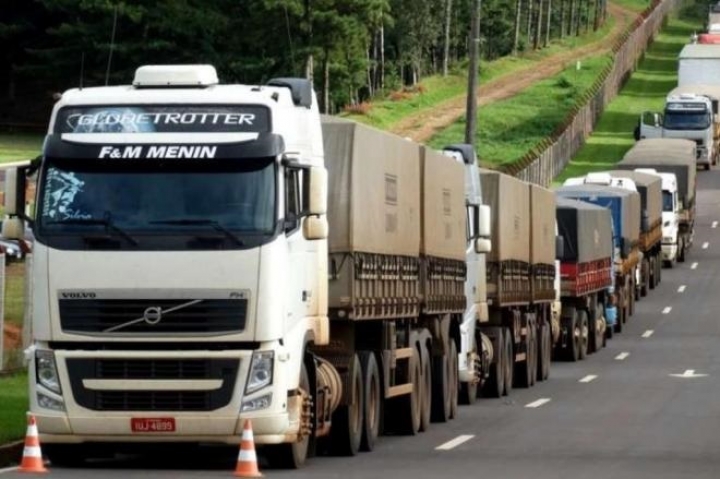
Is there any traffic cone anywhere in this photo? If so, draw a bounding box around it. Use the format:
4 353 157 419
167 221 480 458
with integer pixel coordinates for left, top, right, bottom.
18 413 47 474
234 419 262 477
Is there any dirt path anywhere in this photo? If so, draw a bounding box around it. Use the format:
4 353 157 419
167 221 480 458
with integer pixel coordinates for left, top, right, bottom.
3 323 21 353
390 2 639 143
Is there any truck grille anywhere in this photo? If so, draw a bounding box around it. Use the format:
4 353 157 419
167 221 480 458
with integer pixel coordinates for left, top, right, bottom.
66 358 239 411
59 299 247 334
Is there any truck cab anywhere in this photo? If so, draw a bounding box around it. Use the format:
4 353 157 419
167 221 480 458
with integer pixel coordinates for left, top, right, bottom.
638 93 716 170
634 168 683 265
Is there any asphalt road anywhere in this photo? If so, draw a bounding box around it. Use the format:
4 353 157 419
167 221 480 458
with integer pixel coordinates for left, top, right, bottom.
3 170 720 478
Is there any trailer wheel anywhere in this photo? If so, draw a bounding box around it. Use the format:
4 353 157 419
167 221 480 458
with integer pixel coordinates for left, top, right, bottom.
628 279 635 317
641 258 649 297
536 321 545 382
481 329 504 398
448 339 459 419
656 255 662 283
594 305 605 351
431 338 452 423
578 310 589 360
503 329 513 395
265 361 312 468
541 322 551 380
678 238 686 263
329 354 364 456
359 351 381 452
565 312 580 362
528 321 537 387
419 345 432 432
386 347 421 435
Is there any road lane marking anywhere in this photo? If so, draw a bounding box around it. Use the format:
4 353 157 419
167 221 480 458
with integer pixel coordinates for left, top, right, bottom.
669 369 708 378
691 262 699 270
662 306 672 314
713 221 718 229
0 467 18 475
436 434 475 450
642 330 654 338
525 398 551 408
678 285 686 293
703 242 709 249
579 375 597 383
615 352 630 361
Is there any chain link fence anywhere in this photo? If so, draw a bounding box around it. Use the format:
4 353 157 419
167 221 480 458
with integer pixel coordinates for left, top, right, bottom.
499 0 683 186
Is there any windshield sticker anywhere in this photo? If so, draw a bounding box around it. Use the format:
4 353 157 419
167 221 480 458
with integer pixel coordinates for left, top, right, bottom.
56 105 270 134
42 170 92 220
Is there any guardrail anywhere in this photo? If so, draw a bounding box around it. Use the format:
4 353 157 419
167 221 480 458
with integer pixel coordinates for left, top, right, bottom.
499 0 683 186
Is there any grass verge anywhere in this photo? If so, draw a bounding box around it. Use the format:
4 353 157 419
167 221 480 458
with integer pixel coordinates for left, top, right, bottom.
427 54 613 166
555 14 699 183
5 263 26 328
0 372 28 444
0 134 43 163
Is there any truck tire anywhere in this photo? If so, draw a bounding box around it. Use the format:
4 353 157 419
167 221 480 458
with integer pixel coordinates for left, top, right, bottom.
265 361 312 468
656 255 662 283
459 337 478 405
419 345 432 432
515 317 534 388
566 312 580 362
359 351 381 452
678 239 686 263
541 322 551 380
578 310 589 360
481 329 504 398
503 329 513 396
386 347 421 435
648 257 656 290
628 279 635 317
448 340 459 419
330 354 364 456
641 259 649 297
536 321 546 382
44 444 88 467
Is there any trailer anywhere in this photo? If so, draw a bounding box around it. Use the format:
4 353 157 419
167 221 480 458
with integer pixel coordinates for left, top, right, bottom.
555 184 641 333
555 198 616 360
616 138 697 264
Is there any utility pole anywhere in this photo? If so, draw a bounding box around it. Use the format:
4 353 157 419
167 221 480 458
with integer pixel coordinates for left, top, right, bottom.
465 0 481 146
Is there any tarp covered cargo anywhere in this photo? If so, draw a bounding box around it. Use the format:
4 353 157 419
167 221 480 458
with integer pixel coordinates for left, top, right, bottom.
617 138 696 206
556 197 614 263
480 169 530 263
322 116 421 256
555 184 641 255
529 184 556 266
420 146 466 261
607 170 662 231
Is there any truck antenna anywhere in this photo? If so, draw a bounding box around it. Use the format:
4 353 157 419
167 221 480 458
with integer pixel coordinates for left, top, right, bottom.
105 4 119 86
79 52 85 90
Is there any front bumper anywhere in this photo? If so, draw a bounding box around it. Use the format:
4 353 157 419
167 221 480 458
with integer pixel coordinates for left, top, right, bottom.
662 243 678 261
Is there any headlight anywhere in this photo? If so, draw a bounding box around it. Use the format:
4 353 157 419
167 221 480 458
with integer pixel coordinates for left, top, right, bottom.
242 393 273 412
37 392 65 411
36 350 61 394
245 351 274 395
663 237 675 243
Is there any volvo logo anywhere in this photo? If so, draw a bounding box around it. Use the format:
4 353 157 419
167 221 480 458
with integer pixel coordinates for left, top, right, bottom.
143 306 163 325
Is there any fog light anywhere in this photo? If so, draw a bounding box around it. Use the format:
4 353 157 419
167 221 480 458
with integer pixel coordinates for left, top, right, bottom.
37 392 65 411
242 393 272 412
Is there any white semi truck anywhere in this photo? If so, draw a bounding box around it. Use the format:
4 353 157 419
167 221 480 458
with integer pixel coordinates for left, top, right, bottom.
4 65 513 468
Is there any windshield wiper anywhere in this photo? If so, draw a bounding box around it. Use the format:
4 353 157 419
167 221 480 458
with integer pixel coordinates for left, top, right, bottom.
149 219 245 246
46 218 138 246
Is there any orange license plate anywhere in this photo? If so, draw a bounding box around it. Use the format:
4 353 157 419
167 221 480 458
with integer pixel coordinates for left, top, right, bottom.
131 417 176 433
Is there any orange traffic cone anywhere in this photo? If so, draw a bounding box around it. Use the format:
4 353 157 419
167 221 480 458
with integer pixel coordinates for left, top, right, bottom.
234 419 262 477
18 413 47 474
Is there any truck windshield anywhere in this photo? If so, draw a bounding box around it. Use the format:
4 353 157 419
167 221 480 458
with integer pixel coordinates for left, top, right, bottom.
36 157 276 249
662 191 674 212
663 110 711 130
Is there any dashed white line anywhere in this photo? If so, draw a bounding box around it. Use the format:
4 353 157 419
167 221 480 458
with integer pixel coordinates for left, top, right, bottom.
703 242 709 249
713 221 718 229
579 375 598 383
678 285 686 293
662 306 672 314
435 434 475 450
525 398 551 408
642 330 654 338
691 262 699 270
615 352 630 361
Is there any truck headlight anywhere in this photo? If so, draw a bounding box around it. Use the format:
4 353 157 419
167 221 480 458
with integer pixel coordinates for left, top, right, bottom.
36 350 61 394
663 237 674 243
242 393 273 412
245 351 274 395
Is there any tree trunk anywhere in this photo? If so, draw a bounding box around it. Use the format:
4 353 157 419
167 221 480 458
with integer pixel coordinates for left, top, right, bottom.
380 23 385 91
569 0 576 36
303 0 314 82
513 0 522 55
534 0 543 50
465 0 481 146
443 0 453 76
560 0 566 38
526 0 533 45
322 48 330 113
366 40 373 98
545 0 552 46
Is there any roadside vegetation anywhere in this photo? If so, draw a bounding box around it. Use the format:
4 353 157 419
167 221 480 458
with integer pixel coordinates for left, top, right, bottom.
427 54 613 166
0 372 28 444
0 134 42 163
555 14 698 182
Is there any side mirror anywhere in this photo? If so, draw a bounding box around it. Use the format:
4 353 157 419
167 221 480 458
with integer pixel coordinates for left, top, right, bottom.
641 209 649 232
303 216 328 240
4 168 25 217
2 217 24 240
555 235 565 259
307 166 327 216
474 238 491 254
477 204 491 238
